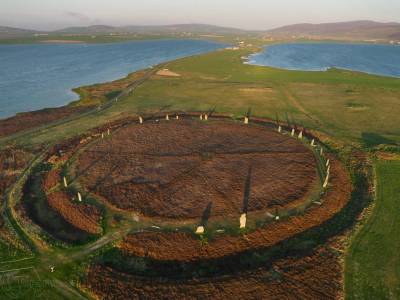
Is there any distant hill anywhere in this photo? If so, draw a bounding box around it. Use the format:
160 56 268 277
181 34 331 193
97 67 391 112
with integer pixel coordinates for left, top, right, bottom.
54 25 118 34
54 24 251 35
2 21 400 41
0 23 253 40
0 26 41 37
266 20 400 40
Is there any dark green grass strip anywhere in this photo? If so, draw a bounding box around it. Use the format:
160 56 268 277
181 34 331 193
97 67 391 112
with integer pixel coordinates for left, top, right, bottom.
345 160 400 299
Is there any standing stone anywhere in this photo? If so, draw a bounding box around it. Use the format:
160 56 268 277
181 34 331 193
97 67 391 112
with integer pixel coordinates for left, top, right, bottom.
139 116 143 124
204 114 208 121
101 133 104 139
195 226 205 235
323 173 329 188
166 114 170 121
311 139 315 146
63 177 68 188
77 192 82 202
278 125 282 133
200 114 203 120
244 117 249 124
176 115 179 120
291 128 295 136
107 129 110 135
298 131 303 139
240 213 247 229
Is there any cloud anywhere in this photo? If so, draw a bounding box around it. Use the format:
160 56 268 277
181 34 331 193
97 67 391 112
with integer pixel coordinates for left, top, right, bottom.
65 11 91 22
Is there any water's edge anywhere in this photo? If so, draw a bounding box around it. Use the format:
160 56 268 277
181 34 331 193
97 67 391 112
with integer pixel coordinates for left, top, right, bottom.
245 42 400 79
0 39 226 120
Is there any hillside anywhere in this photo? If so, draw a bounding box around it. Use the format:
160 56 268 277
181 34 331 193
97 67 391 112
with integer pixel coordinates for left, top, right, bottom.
0 23 254 41
3 21 400 42
266 20 400 40
54 23 251 35
0 26 41 38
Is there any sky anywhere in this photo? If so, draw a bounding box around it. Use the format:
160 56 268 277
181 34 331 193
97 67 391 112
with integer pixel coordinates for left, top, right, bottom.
1 0 400 31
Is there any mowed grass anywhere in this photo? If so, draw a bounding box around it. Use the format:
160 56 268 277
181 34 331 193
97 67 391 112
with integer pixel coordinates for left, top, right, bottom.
345 160 400 299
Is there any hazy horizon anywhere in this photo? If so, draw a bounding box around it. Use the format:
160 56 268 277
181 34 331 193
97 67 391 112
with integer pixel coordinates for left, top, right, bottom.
1 0 400 31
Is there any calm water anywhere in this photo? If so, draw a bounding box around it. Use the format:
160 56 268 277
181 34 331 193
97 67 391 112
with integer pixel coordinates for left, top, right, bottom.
248 43 400 78
0 39 224 119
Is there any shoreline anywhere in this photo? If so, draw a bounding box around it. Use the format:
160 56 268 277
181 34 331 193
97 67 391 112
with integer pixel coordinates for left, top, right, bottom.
245 42 400 79
39 39 86 44
0 39 227 121
1 40 399 136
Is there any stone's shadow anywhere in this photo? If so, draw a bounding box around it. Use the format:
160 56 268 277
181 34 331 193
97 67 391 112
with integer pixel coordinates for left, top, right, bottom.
201 202 213 227
242 165 252 214
246 107 252 118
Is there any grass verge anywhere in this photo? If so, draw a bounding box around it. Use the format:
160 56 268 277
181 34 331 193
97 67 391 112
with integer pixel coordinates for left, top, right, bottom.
345 159 400 299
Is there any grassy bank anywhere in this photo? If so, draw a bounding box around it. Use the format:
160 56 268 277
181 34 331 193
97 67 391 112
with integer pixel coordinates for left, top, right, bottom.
345 159 400 299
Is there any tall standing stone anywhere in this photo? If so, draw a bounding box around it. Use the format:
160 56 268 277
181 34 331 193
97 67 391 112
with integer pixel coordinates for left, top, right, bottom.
240 213 247 229
195 226 205 235
323 173 329 188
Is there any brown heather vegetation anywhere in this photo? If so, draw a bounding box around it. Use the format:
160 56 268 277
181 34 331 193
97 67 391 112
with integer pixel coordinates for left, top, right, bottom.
74 70 150 106
0 106 91 137
76 119 318 220
84 237 344 300
47 191 102 235
0 148 34 244
117 154 350 262
42 168 61 191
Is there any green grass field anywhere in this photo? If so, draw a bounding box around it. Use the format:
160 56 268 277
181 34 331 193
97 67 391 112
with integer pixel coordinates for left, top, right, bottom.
345 160 400 299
